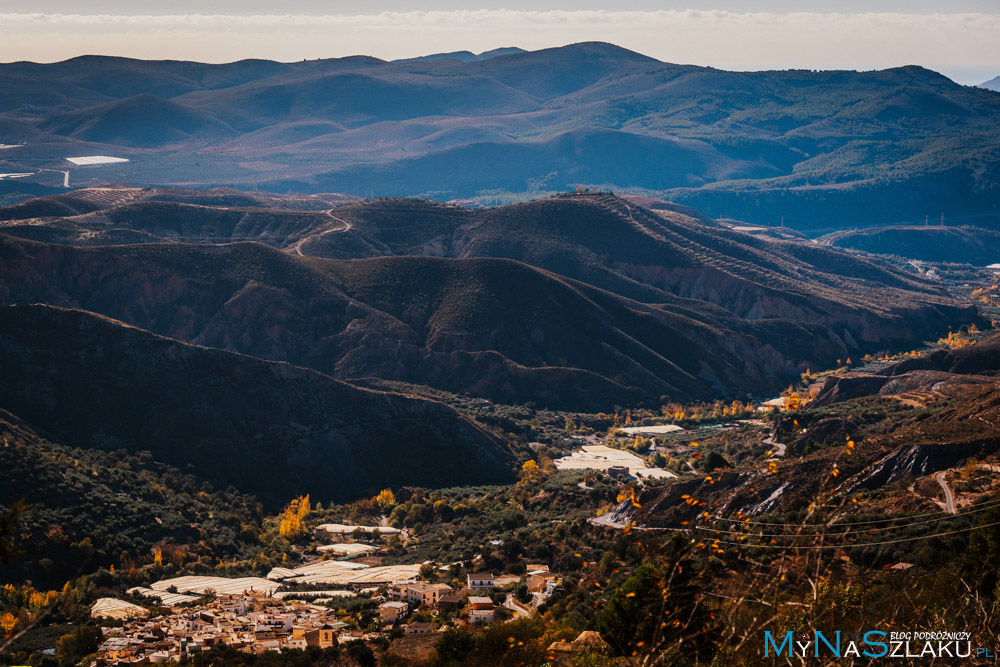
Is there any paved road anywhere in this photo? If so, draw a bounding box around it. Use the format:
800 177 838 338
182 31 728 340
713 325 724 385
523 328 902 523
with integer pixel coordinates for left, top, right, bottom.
935 471 957 514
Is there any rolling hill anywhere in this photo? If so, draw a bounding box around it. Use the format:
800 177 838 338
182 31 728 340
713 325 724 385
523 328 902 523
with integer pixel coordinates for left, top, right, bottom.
0 303 514 503
38 94 237 148
396 47 526 63
817 225 1000 265
0 235 777 408
0 406 269 586
1 43 998 230
0 190 980 408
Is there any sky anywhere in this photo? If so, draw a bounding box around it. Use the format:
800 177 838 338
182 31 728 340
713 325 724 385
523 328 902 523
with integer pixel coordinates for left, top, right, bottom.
1 2 998 84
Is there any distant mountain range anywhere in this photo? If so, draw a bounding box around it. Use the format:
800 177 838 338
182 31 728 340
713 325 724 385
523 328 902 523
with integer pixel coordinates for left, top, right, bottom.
1 42 998 231
0 188 979 409
395 47 526 63
980 76 1000 92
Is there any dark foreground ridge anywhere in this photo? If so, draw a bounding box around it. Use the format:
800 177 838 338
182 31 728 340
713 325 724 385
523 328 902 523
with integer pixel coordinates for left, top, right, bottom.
0 303 514 504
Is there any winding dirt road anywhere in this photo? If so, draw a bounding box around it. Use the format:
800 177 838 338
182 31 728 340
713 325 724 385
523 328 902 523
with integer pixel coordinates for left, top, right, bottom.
290 208 353 256
935 471 957 514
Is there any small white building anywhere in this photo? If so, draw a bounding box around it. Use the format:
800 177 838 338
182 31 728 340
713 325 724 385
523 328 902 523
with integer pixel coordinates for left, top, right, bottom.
253 613 293 633
467 573 494 589
467 596 495 624
406 622 435 635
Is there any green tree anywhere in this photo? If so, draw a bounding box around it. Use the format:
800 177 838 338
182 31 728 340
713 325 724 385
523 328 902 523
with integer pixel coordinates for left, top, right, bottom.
432 627 475 665
595 538 716 660
593 563 663 655
702 451 731 473
965 502 1000 596
55 625 102 664
346 640 376 667
0 500 27 564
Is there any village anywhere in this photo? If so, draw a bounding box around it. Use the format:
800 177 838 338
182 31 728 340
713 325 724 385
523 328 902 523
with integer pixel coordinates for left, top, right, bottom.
89 521 569 665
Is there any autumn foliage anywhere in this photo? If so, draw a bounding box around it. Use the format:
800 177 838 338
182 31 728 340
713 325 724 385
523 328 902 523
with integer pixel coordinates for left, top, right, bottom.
373 488 396 511
278 495 311 539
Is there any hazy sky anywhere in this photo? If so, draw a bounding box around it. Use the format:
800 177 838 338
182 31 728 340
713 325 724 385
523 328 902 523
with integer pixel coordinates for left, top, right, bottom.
2 1 998 84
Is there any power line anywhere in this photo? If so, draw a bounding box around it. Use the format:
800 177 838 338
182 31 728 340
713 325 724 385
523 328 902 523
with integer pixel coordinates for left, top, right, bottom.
701 519 1000 550
710 495 1000 527
698 499 1000 536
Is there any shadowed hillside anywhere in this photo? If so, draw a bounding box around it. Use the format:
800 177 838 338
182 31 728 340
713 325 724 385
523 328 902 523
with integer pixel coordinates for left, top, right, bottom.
0 304 514 503
0 407 269 586
0 236 785 408
817 225 1000 265
2 188 968 329
0 192 980 408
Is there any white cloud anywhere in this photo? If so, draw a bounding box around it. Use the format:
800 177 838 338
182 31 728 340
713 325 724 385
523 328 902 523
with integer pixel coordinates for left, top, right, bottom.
0 10 997 83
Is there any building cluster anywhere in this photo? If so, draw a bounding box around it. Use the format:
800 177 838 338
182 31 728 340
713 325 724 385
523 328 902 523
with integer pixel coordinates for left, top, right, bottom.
94 555 563 664
378 566 561 633
95 592 347 665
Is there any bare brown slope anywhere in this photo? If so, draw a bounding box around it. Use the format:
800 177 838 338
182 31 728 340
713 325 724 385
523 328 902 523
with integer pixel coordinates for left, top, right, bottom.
0 236 798 408
633 336 1000 528
0 192 981 407
280 194 981 359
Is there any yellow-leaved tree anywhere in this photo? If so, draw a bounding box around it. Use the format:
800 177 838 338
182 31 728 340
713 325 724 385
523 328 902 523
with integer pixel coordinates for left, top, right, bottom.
1 611 16 634
374 489 396 511
279 495 311 539
520 460 541 482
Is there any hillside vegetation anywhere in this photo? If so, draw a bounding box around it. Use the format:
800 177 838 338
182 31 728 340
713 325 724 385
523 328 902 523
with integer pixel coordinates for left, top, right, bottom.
0 304 514 504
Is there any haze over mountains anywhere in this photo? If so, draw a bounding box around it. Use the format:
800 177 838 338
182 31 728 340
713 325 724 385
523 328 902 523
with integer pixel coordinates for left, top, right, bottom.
2 42 999 231
5 26 1000 666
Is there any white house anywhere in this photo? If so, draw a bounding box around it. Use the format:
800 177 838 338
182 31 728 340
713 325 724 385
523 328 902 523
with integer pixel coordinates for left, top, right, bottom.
467 596 495 624
467 573 494 589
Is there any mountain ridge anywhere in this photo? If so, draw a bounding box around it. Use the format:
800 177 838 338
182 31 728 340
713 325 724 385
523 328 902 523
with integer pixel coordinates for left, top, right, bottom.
0 302 515 503
0 190 981 408
1 42 998 230
980 76 1000 92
